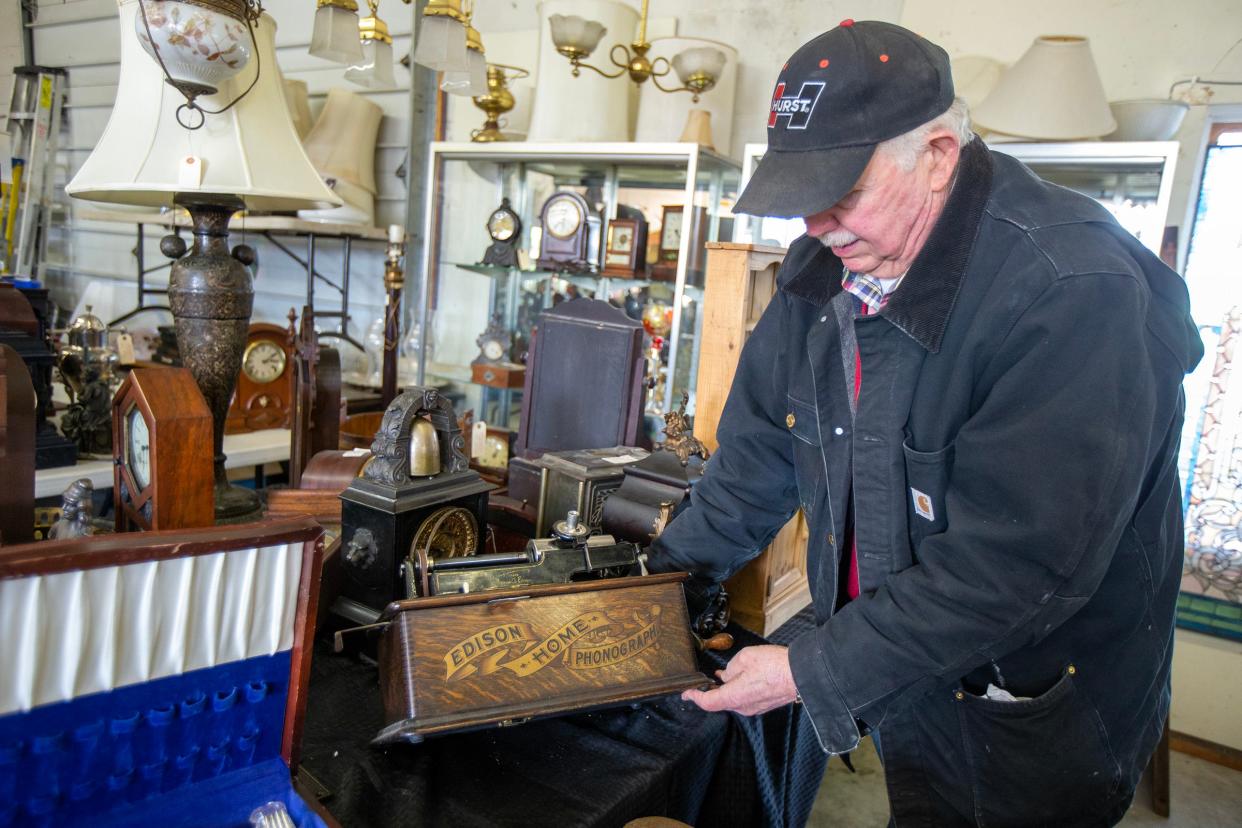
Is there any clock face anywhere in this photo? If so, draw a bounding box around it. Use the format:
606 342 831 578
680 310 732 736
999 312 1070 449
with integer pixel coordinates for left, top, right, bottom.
612 226 633 253
488 209 517 242
411 506 479 559
242 340 287 384
127 405 151 491
661 210 684 251
545 196 584 239
482 339 506 361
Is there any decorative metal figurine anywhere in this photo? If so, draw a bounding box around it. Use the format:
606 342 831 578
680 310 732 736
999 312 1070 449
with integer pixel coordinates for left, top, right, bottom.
660 392 710 467
49 479 95 540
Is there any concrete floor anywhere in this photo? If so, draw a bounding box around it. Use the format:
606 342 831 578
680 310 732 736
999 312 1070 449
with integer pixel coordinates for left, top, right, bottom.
808 737 1242 827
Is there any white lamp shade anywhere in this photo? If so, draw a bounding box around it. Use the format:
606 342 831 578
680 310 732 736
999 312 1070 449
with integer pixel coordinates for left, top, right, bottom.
441 46 487 97
310 3 365 66
635 37 738 155
973 35 1117 141
67 1 339 211
528 0 638 142
302 87 384 194
282 78 314 139
671 46 727 87
413 14 469 73
1105 99 1189 141
949 55 1005 111
345 38 397 89
548 14 608 55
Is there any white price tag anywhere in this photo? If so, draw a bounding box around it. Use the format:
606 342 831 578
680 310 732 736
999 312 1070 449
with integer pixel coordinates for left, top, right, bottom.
116 332 136 365
472 421 488 459
178 155 203 188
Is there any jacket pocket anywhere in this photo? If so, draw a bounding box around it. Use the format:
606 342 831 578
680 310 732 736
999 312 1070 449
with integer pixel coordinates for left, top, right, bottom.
902 439 952 550
956 666 1122 827
786 395 823 512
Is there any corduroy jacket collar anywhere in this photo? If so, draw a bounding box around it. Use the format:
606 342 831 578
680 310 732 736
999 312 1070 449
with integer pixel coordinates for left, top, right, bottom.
778 136 994 353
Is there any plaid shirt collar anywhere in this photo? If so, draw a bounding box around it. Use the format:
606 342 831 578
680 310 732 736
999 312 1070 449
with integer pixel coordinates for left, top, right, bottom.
841 268 901 313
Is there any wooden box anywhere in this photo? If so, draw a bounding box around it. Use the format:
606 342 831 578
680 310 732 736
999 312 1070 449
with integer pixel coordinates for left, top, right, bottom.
375 573 707 744
0 518 330 827
696 242 812 636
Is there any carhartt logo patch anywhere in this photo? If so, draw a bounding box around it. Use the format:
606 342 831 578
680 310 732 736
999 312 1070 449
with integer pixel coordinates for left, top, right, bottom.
768 81 825 129
911 488 935 522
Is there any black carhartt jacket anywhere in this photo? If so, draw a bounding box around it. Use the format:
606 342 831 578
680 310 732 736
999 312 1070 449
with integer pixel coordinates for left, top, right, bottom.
652 138 1203 826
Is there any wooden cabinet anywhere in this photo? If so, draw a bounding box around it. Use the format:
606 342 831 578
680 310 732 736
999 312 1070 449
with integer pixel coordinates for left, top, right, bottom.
695 242 811 637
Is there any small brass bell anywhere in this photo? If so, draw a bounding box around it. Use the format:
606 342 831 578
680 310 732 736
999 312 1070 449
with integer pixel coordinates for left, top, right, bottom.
408 417 442 477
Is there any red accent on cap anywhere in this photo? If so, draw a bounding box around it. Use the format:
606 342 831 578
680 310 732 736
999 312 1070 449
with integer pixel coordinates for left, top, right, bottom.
819 59 829 68
879 54 889 62
840 18 854 26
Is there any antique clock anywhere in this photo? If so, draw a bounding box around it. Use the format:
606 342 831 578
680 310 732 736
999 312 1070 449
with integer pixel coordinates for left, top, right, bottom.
0 343 36 545
335 387 493 622
536 191 601 273
225 321 296 433
602 216 649 278
112 366 214 532
470 312 525 389
481 197 523 268
651 205 708 282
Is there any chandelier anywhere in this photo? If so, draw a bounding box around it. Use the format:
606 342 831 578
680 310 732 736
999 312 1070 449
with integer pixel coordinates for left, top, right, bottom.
548 0 726 102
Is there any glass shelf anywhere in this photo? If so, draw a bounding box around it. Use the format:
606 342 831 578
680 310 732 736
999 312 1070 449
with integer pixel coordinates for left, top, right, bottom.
447 261 704 299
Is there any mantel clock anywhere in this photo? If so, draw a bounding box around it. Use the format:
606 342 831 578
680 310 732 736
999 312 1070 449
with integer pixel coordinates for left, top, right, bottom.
226 320 296 433
112 366 214 532
536 191 601 273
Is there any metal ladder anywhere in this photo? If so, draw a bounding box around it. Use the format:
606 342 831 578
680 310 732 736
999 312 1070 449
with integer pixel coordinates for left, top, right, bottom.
1 66 67 280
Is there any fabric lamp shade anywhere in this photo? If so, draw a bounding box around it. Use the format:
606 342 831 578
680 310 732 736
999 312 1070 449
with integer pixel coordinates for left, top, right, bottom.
67 0 339 212
973 35 1117 141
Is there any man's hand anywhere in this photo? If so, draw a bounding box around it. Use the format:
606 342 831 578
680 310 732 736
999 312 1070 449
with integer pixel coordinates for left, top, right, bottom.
681 644 799 716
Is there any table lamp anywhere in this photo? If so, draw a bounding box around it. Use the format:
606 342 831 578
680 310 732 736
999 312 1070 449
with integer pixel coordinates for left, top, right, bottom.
67 0 340 523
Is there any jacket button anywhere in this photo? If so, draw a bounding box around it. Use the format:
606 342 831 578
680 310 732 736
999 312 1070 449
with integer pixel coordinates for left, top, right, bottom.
1067 664 1077 676
834 427 844 436
786 413 796 428
828 533 836 546
954 690 965 701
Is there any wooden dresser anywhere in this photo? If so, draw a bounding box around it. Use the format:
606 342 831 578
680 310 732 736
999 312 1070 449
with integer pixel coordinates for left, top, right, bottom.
695 242 812 636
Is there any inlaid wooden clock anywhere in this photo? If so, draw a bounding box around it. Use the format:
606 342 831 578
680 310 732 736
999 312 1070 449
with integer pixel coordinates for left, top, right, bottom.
602 216 649 278
112 366 214 532
651 205 708 282
226 321 296 433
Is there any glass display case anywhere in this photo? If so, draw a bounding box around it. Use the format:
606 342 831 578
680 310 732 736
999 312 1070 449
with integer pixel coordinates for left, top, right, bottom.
414 142 741 429
732 140 1179 256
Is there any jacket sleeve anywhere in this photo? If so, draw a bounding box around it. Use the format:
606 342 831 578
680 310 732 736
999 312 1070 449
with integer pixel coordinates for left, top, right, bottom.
648 290 801 582
788 271 1172 753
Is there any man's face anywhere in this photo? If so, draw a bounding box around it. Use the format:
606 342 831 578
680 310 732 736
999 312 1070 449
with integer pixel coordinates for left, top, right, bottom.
802 146 940 279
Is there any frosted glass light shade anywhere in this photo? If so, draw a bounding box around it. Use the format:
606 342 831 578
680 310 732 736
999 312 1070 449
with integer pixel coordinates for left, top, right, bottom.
672 46 726 88
345 38 396 89
413 14 468 72
310 3 365 65
548 14 607 56
974 35 1116 141
67 0 339 212
441 47 487 97
134 0 250 97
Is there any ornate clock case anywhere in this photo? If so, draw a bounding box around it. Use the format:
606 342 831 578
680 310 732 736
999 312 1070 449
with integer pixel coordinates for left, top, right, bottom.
536 191 601 273
482 197 523 268
226 321 296 433
335 387 493 622
112 366 214 532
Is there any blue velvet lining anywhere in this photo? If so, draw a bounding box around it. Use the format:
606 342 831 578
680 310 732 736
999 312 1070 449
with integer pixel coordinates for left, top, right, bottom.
0 652 322 827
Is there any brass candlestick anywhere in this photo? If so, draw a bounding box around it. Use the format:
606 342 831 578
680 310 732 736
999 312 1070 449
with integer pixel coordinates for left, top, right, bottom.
381 224 406 406
470 64 529 142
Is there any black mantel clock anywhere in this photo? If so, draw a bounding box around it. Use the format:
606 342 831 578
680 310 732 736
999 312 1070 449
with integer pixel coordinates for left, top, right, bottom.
482 197 523 268
335 387 493 623
536 190 601 273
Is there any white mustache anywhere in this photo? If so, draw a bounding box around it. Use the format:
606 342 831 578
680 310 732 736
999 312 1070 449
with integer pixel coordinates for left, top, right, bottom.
814 229 859 248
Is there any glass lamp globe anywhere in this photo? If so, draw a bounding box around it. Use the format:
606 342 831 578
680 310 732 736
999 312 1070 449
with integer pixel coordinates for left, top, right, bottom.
413 13 469 72
441 45 487 97
310 0 365 65
134 0 252 99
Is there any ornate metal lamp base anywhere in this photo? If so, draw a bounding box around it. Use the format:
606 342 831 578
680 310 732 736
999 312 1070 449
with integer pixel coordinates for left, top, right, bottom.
166 194 263 525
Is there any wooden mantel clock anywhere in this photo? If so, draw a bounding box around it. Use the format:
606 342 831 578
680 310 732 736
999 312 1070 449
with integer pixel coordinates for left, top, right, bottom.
226 320 296 433
112 366 214 532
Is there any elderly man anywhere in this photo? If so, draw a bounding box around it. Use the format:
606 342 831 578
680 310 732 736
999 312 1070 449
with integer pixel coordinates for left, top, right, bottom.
650 20 1202 826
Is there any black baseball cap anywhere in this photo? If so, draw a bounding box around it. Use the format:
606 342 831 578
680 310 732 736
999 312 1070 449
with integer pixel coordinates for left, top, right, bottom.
733 20 954 219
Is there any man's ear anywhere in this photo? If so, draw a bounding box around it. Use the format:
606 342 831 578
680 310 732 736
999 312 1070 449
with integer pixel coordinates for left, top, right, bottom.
925 131 961 192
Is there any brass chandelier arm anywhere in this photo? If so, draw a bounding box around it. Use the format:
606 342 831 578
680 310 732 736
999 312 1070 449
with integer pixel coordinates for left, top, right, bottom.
569 47 631 80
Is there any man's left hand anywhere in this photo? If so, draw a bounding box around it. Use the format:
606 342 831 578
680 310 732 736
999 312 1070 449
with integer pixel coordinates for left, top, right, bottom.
682 644 799 716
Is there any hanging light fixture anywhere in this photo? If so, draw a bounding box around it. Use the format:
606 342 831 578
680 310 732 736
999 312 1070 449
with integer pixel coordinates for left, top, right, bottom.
133 0 263 128
345 0 397 88
311 0 365 65
440 11 487 97
412 0 469 73
548 0 726 102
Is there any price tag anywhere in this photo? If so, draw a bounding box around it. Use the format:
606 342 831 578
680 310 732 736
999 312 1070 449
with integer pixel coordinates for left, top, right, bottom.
116 332 136 365
178 155 203 188
472 421 488 459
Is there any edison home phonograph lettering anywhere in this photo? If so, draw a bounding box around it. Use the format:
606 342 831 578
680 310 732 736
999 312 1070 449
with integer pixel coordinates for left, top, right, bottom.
443 606 665 681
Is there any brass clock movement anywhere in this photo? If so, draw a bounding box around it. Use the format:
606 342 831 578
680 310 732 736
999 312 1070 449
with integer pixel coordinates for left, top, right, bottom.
112 366 214 532
536 191 601 273
226 321 296 433
481 197 523 268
